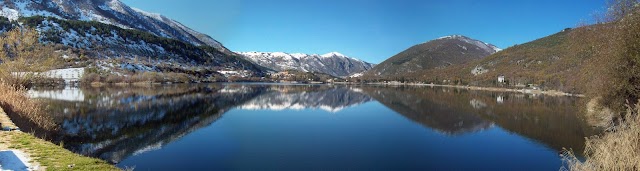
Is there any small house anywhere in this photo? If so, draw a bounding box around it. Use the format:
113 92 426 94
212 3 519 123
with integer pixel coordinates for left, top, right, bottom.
497 75 505 83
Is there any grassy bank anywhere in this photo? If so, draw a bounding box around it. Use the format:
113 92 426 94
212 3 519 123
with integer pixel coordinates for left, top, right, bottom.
0 131 119 171
0 82 120 170
563 104 640 170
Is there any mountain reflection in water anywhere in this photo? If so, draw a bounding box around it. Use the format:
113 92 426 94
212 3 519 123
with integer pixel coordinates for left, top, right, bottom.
31 84 598 166
363 85 598 152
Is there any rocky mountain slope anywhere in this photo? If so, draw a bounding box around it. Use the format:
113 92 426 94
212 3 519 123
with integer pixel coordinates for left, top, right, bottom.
238 51 375 77
366 35 500 77
0 0 265 79
0 0 227 52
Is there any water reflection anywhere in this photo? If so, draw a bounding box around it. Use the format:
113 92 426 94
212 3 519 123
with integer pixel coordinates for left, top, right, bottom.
365 86 494 135
239 85 372 112
36 84 265 163
30 84 599 166
363 85 598 152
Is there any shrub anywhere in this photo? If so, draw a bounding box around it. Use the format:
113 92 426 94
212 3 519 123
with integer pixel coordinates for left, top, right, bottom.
0 82 56 131
140 72 162 83
105 74 123 84
562 103 640 171
165 72 191 83
81 72 102 84
0 28 61 87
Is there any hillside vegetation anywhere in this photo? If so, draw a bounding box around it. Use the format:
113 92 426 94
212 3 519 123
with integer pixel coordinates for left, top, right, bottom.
560 0 640 170
424 27 596 93
365 35 498 77
360 22 618 97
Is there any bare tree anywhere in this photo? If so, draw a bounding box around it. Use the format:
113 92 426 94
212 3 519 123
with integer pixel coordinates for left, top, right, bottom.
605 0 640 22
0 28 61 87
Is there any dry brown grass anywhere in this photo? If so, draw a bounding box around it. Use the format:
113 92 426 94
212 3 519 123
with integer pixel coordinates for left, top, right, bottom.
563 104 640 171
0 82 56 131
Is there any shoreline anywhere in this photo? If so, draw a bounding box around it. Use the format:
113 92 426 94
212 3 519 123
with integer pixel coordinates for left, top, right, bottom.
358 82 585 97
0 106 119 171
59 81 586 97
0 107 19 131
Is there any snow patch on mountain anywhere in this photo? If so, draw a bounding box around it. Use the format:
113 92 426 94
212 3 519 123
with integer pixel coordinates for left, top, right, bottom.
321 52 347 58
436 35 501 54
0 0 226 52
0 7 19 20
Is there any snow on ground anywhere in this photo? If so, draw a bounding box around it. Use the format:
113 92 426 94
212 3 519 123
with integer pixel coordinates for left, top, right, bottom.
12 68 84 84
28 87 85 102
218 70 251 78
349 72 364 78
0 7 19 21
436 35 501 53
321 52 347 58
0 150 39 171
14 1 59 19
42 68 85 82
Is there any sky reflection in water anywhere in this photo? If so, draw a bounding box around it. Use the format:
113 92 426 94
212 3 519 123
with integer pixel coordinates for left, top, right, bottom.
30 84 598 170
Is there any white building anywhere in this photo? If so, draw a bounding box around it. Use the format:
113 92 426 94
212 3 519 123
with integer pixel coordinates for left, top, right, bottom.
498 75 505 83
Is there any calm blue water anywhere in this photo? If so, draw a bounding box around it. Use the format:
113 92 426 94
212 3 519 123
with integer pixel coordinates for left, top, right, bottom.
30 84 597 170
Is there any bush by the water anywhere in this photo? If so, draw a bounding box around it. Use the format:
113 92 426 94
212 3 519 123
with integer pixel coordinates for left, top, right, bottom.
579 0 640 111
0 82 56 131
563 103 640 170
81 71 193 84
562 1 640 170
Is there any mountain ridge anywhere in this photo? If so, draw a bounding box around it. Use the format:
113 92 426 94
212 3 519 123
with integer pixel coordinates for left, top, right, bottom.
0 0 269 80
238 51 376 77
365 35 500 77
0 0 228 52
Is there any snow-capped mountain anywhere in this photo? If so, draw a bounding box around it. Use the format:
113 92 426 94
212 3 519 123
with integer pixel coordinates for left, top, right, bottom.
437 35 501 53
238 51 376 77
0 0 227 52
0 0 267 77
367 35 500 77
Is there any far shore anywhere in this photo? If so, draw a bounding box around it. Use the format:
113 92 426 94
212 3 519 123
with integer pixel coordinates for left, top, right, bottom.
349 82 585 97
53 80 586 97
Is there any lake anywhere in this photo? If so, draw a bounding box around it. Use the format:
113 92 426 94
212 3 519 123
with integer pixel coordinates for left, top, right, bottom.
29 83 598 170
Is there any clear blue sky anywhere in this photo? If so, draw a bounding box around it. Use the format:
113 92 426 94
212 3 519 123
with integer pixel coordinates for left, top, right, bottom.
121 0 606 63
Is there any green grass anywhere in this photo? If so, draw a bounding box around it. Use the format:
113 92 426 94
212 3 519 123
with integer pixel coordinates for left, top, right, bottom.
0 131 120 171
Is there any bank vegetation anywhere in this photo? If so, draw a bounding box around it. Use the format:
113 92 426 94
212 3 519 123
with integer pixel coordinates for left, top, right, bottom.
563 0 640 170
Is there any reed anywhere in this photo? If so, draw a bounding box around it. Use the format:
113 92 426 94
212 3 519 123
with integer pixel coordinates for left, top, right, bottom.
563 103 640 171
0 82 57 131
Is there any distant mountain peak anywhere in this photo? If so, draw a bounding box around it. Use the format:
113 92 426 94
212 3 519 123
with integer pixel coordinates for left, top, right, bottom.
321 52 347 58
434 35 501 54
437 35 467 40
366 35 500 77
237 51 375 77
